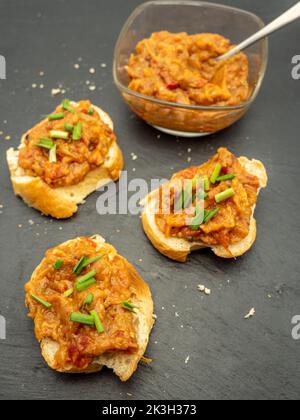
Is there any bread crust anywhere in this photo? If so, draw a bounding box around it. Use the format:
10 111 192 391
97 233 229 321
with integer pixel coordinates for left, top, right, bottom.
142 157 268 262
6 104 124 219
27 235 154 381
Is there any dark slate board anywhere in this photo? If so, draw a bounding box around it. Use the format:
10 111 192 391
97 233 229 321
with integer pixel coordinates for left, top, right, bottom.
0 0 299 401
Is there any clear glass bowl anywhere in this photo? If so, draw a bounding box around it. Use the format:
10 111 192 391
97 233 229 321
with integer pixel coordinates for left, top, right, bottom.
113 0 268 138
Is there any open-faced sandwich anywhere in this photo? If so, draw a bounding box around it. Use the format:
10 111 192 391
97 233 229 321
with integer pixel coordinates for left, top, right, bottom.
142 148 268 262
25 235 154 381
7 100 123 219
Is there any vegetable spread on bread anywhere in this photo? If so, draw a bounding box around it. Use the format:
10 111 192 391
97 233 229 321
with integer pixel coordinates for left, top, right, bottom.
19 100 115 187
6 100 124 219
142 148 267 261
25 236 154 380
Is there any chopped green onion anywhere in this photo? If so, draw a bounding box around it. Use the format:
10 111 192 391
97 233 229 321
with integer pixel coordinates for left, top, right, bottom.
70 312 95 326
48 112 64 121
73 256 87 275
82 293 94 308
64 123 74 132
203 176 210 191
82 254 105 268
49 130 69 140
88 108 94 116
72 122 82 141
190 204 205 231
90 310 104 333
62 99 75 114
122 301 139 312
204 207 220 223
77 270 97 285
210 163 222 184
31 294 52 309
63 289 73 298
75 278 97 292
215 188 235 203
49 145 57 163
53 259 63 270
216 174 236 182
183 181 193 209
38 138 54 150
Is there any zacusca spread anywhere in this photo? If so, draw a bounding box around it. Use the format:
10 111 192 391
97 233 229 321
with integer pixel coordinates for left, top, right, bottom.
127 32 249 106
25 238 139 371
18 100 115 188
155 148 260 249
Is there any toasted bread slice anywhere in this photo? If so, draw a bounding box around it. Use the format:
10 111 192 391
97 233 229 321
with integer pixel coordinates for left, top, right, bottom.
26 235 154 381
6 103 124 219
142 156 268 262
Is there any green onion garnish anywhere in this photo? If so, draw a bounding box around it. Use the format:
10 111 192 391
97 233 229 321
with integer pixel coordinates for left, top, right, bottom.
49 130 69 140
48 112 64 121
49 144 57 163
75 278 97 292
210 164 222 184
82 293 94 308
90 310 104 333
53 260 63 270
77 270 97 285
62 99 75 114
183 181 193 209
31 294 52 309
38 138 54 150
63 289 73 298
215 188 235 203
72 122 82 141
216 174 236 182
190 204 205 231
82 254 105 268
203 176 210 191
121 301 139 312
73 256 87 275
64 123 74 132
88 108 94 116
70 312 95 326
204 208 220 223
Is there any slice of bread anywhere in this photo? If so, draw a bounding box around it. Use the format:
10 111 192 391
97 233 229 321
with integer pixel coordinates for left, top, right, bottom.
142 156 268 262
26 235 154 381
6 103 124 219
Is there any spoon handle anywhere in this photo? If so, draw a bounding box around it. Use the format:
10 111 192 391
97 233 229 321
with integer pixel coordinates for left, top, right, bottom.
217 1 300 61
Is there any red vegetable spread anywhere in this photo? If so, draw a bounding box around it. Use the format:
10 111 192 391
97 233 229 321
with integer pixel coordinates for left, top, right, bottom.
25 238 138 371
18 100 115 188
127 32 249 106
155 148 260 249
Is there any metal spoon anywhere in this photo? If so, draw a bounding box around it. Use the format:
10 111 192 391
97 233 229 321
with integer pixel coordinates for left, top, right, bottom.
217 1 300 62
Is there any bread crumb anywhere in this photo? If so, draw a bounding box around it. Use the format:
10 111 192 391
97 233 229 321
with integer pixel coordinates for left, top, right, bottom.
39 71 44 76
185 355 190 364
51 88 61 96
28 219 34 226
198 284 205 292
101 63 107 68
204 288 211 296
187 157 192 163
39 84 44 89
152 314 157 320
88 85 96 91
32 83 37 88
175 312 179 317
89 68 96 74
5 135 11 141
245 308 256 319
74 63 80 69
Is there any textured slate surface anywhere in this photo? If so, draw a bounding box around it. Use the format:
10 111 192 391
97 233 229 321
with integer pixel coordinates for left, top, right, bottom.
0 0 299 400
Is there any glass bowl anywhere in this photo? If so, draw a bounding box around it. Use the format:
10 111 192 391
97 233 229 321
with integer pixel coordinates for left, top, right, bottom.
113 0 268 138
